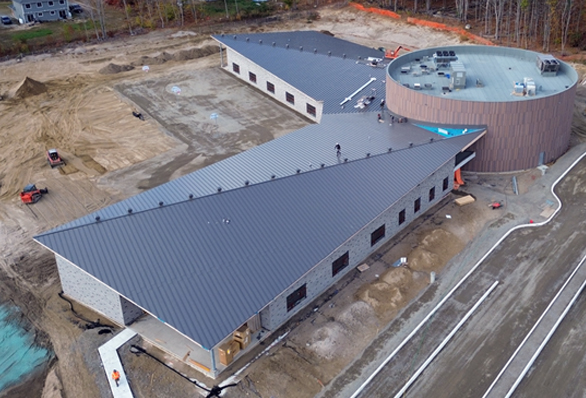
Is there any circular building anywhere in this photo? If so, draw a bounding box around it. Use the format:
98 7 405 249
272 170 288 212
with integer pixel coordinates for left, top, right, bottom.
386 45 578 172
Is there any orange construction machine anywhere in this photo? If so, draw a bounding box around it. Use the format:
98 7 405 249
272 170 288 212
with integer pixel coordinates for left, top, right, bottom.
20 184 48 204
385 46 411 59
46 149 65 168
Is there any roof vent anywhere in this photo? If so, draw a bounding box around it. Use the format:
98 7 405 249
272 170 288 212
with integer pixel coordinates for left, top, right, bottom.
366 153 370 157
343 53 346 59
159 201 164 207
272 42 276 46
217 187 222 193
409 142 413 147
299 46 303 51
259 40 262 44
314 48 317 54
296 169 301 174
246 37 250 42
430 137 434 142
320 163 325 168
244 180 250 186
358 56 361 60
328 51 331 56
221 33 224 37
128 208 133 214
233 35 237 39
189 194 194 200
271 174 276 179
344 158 348 162
388 147 392 152
95 216 101 222
286 44 289 49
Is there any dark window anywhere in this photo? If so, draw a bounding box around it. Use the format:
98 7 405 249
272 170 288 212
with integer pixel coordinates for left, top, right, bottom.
248 72 256 83
267 81 275 93
50 9 54 13
37 2 42 6
429 187 436 202
232 63 240 74
443 177 449 191
37 11 43 15
332 251 349 277
59 0 64 3
414 197 421 213
48 1 53 5
286 284 307 312
371 225 385 246
399 209 406 225
25 3 31 8
286 92 295 104
306 103 316 116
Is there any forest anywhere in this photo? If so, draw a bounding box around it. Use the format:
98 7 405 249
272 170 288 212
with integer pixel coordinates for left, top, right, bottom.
80 0 586 54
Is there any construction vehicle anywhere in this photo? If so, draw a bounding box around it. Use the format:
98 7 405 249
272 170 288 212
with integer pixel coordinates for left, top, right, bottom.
46 149 65 168
20 184 48 204
384 46 411 59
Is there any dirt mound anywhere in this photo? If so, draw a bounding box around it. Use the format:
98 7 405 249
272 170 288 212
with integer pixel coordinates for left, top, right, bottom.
14 77 47 98
130 46 220 66
99 63 135 75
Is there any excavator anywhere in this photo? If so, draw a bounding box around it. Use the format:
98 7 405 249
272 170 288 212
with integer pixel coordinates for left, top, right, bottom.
383 45 411 59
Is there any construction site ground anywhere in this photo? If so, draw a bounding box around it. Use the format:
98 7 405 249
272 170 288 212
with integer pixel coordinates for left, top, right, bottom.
1 5 586 398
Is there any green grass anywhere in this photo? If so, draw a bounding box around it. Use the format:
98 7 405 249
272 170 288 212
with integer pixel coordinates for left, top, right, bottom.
12 28 53 42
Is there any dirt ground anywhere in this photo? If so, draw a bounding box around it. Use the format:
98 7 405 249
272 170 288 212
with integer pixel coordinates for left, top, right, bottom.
1 5 586 398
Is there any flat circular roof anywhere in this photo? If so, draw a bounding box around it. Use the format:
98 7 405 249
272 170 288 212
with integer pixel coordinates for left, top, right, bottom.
387 45 578 102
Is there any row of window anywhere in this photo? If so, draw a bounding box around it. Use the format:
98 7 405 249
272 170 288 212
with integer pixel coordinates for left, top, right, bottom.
28 10 57 15
24 0 64 8
232 63 317 118
286 177 450 313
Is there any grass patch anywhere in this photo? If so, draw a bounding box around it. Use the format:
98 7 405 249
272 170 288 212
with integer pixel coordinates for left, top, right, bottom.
12 28 53 42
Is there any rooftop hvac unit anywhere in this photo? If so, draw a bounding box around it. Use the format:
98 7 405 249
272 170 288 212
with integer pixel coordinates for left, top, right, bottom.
514 82 524 94
526 81 536 96
536 54 560 76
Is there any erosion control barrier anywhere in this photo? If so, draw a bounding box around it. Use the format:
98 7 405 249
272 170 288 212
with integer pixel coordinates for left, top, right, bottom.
348 3 494 46
407 17 494 45
349 2 400 19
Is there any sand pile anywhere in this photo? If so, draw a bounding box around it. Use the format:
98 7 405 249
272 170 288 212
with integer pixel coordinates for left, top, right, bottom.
14 77 47 98
99 63 135 75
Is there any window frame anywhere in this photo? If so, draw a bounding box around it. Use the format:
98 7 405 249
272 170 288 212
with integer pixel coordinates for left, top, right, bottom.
25 3 31 8
371 225 386 246
332 251 349 277
429 186 436 202
306 103 316 116
414 197 421 213
285 92 295 104
48 1 53 5
443 177 449 191
399 209 406 225
37 11 43 16
286 284 307 312
232 62 240 74
266 81 275 93
248 71 257 83
37 2 42 7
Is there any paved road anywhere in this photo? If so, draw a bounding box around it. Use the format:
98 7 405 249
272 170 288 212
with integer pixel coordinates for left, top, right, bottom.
350 157 586 398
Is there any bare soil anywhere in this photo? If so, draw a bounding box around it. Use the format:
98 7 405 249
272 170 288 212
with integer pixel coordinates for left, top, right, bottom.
1 5 585 398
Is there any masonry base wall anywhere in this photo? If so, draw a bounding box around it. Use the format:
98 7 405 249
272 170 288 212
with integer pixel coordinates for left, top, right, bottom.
56 255 129 326
260 158 455 331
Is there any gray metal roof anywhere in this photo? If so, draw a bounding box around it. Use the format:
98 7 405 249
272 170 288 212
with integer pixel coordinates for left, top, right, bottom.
214 31 388 114
35 132 481 349
49 113 471 232
387 45 578 102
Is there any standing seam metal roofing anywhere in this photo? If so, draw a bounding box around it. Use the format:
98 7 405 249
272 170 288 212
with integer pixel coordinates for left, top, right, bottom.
214 32 389 115
47 113 452 233
35 132 481 349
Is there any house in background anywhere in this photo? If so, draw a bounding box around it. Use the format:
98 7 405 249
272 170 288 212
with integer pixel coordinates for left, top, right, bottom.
11 0 70 23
